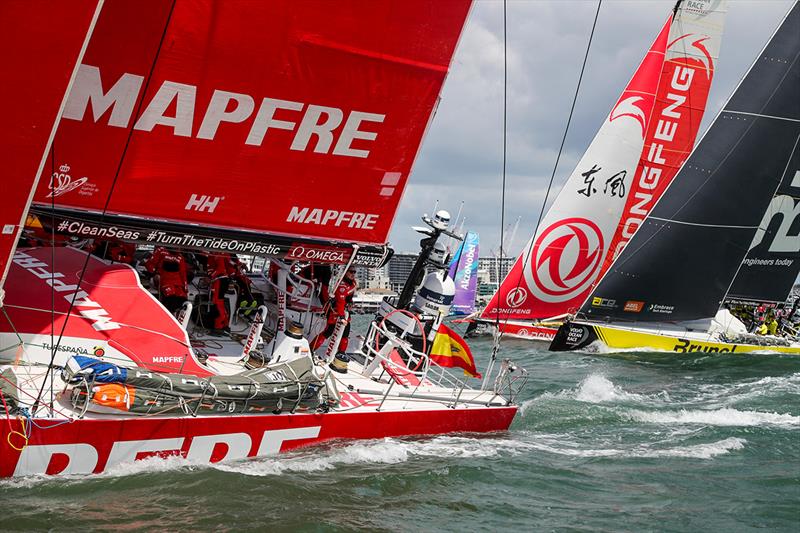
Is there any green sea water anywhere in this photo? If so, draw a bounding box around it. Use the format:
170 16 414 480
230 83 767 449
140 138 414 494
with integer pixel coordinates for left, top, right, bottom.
1 326 798 532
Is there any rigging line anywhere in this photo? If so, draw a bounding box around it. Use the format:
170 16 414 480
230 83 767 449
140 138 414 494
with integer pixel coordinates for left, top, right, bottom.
496 0 602 332
33 0 178 414
482 0 510 391
493 0 508 334
50 145 57 415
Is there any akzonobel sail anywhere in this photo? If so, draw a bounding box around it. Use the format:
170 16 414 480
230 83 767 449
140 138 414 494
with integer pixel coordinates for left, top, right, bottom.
0 1 100 295
448 231 479 315
482 16 670 321
31 0 470 264
580 1 800 323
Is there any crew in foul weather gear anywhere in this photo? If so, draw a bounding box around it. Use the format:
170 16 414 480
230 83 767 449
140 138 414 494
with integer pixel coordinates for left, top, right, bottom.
92 239 136 264
207 253 232 331
144 247 188 312
768 316 779 335
311 268 357 353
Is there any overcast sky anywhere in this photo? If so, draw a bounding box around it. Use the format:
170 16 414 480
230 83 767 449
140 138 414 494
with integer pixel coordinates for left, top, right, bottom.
387 0 795 255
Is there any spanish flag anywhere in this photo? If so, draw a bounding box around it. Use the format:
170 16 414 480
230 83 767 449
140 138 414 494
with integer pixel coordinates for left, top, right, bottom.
430 324 481 378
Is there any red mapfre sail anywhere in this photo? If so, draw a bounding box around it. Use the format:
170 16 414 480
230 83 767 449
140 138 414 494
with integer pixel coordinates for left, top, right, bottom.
0 1 100 296
31 0 471 248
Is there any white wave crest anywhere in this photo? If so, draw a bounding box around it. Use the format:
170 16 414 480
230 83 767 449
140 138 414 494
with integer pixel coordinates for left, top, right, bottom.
628 407 799 427
694 373 800 406
642 437 746 459
0 454 200 488
213 435 533 477
573 374 668 404
100 454 198 477
526 435 746 459
214 440 410 476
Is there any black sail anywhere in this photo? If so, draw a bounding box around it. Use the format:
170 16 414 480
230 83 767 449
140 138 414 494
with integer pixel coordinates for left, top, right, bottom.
726 162 800 305
580 2 800 323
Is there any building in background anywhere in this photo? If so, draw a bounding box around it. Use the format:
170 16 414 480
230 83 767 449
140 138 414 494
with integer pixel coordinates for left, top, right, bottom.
386 253 417 293
477 256 514 285
354 264 393 290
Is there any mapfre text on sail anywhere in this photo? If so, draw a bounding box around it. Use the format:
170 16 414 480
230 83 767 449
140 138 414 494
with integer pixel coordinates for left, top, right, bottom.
63 65 385 158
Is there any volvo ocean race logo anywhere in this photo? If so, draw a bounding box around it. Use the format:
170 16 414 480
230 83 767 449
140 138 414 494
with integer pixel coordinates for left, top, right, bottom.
47 164 88 198
527 217 604 303
505 287 528 309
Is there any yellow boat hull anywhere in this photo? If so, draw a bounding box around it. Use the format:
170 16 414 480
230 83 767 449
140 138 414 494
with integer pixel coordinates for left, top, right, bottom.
550 322 800 354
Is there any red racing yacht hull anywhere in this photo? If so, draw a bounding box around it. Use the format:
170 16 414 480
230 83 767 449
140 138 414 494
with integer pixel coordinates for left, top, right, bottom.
1 405 517 477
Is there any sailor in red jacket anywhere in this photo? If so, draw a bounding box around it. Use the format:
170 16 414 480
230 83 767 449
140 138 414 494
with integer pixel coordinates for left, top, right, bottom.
311 268 357 353
206 253 232 332
144 247 188 312
93 239 136 264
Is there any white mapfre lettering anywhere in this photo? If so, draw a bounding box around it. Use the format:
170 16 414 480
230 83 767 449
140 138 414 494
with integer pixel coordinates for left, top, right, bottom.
65 65 385 159
11 427 322 476
256 426 321 455
62 65 143 128
287 206 378 230
185 433 252 463
14 443 99 476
